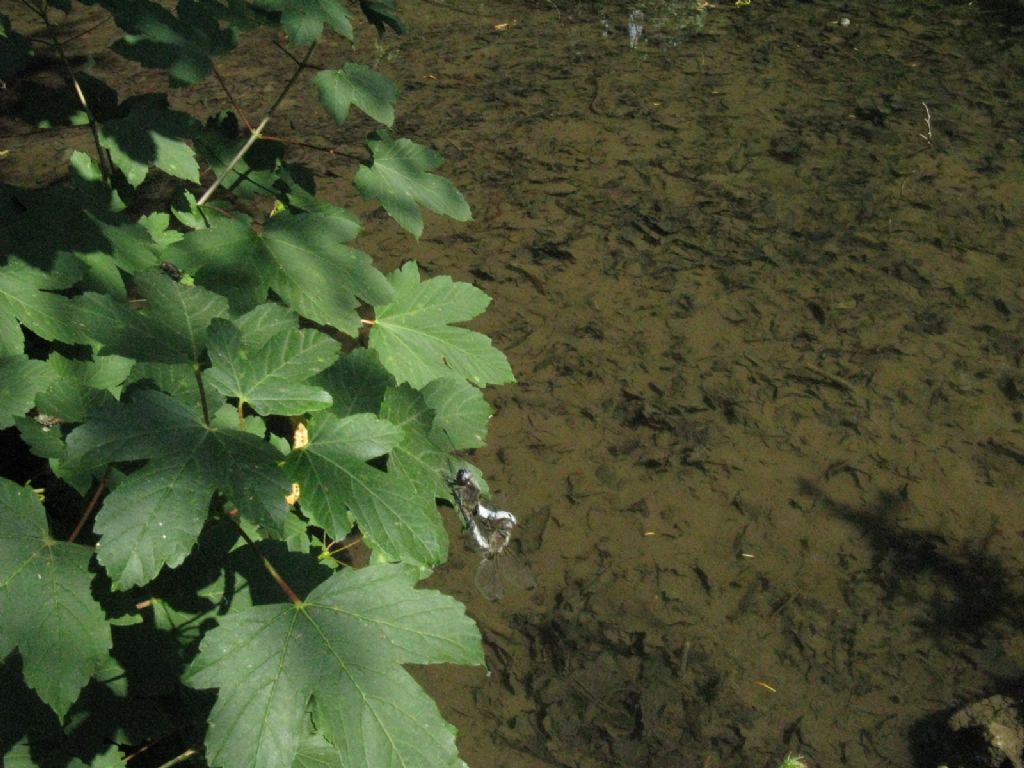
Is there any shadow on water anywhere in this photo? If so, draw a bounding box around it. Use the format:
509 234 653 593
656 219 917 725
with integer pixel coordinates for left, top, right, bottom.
799 481 1024 642
800 482 1024 767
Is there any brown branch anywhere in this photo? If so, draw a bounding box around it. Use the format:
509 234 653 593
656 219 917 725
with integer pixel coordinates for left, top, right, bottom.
69 469 109 543
197 42 317 206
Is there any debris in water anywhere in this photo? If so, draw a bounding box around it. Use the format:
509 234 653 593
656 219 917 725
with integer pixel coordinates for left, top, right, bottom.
628 9 644 49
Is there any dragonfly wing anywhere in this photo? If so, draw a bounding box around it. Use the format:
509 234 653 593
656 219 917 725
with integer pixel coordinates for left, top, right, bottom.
502 551 536 591
475 557 504 601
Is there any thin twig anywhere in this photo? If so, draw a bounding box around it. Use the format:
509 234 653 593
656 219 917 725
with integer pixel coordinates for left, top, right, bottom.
153 748 199 768
30 0 113 181
196 114 270 206
260 133 361 161
51 11 112 46
211 62 252 132
69 469 110 543
197 42 317 206
272 39 306 68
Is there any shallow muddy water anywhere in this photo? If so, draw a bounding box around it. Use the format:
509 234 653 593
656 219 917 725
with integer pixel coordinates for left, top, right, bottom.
5 0 1024 765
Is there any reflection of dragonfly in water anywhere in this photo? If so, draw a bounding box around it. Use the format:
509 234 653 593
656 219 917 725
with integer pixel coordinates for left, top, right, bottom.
449 469 535 601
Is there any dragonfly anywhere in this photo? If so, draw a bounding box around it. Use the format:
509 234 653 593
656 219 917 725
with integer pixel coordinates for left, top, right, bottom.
447 468 480 530
448 467 535 601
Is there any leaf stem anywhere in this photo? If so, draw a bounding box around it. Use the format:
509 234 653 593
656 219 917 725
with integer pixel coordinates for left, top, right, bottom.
196 42 317 206
259 133 361 161
30 0 113 182
69 469 109 543
152 747 199 768
227 510 303 607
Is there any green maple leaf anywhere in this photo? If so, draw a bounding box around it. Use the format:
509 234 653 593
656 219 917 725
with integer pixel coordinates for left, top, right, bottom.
313 63 398 126
260 211 391 332
36 353 134 425
186 564 482 768
422 376 492 449
205 310 339 415
65 391 291 589
75 215 161 299
369 262 515 388
284 412 447 564
293 733 344 768
108 0 238 86
163 212 391 332
0 259 83 354
315 348 393 417
355 130 471 239
0 355 56 430
358 0 407 37
161 215 274 313
253 0 352 45
1 156 137 300
380 385 449 502
0 479 112 719
73 269 229 364
98 95 200 187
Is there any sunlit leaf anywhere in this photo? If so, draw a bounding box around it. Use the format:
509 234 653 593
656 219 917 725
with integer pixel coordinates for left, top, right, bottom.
205 311 338 415
423 376 492 449
380 385 449 502
98 95 201 187
0 479 112 719
292 732 343 768
186 564 482 768
313 63 398 126
355 129 471 238
164 212 390 332
370 262 515 388
65 391 291 589
252 0 352 45
261 211 390 330
284 412 447 563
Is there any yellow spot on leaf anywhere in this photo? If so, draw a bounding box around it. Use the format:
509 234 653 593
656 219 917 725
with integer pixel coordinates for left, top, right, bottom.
293 422 309 450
